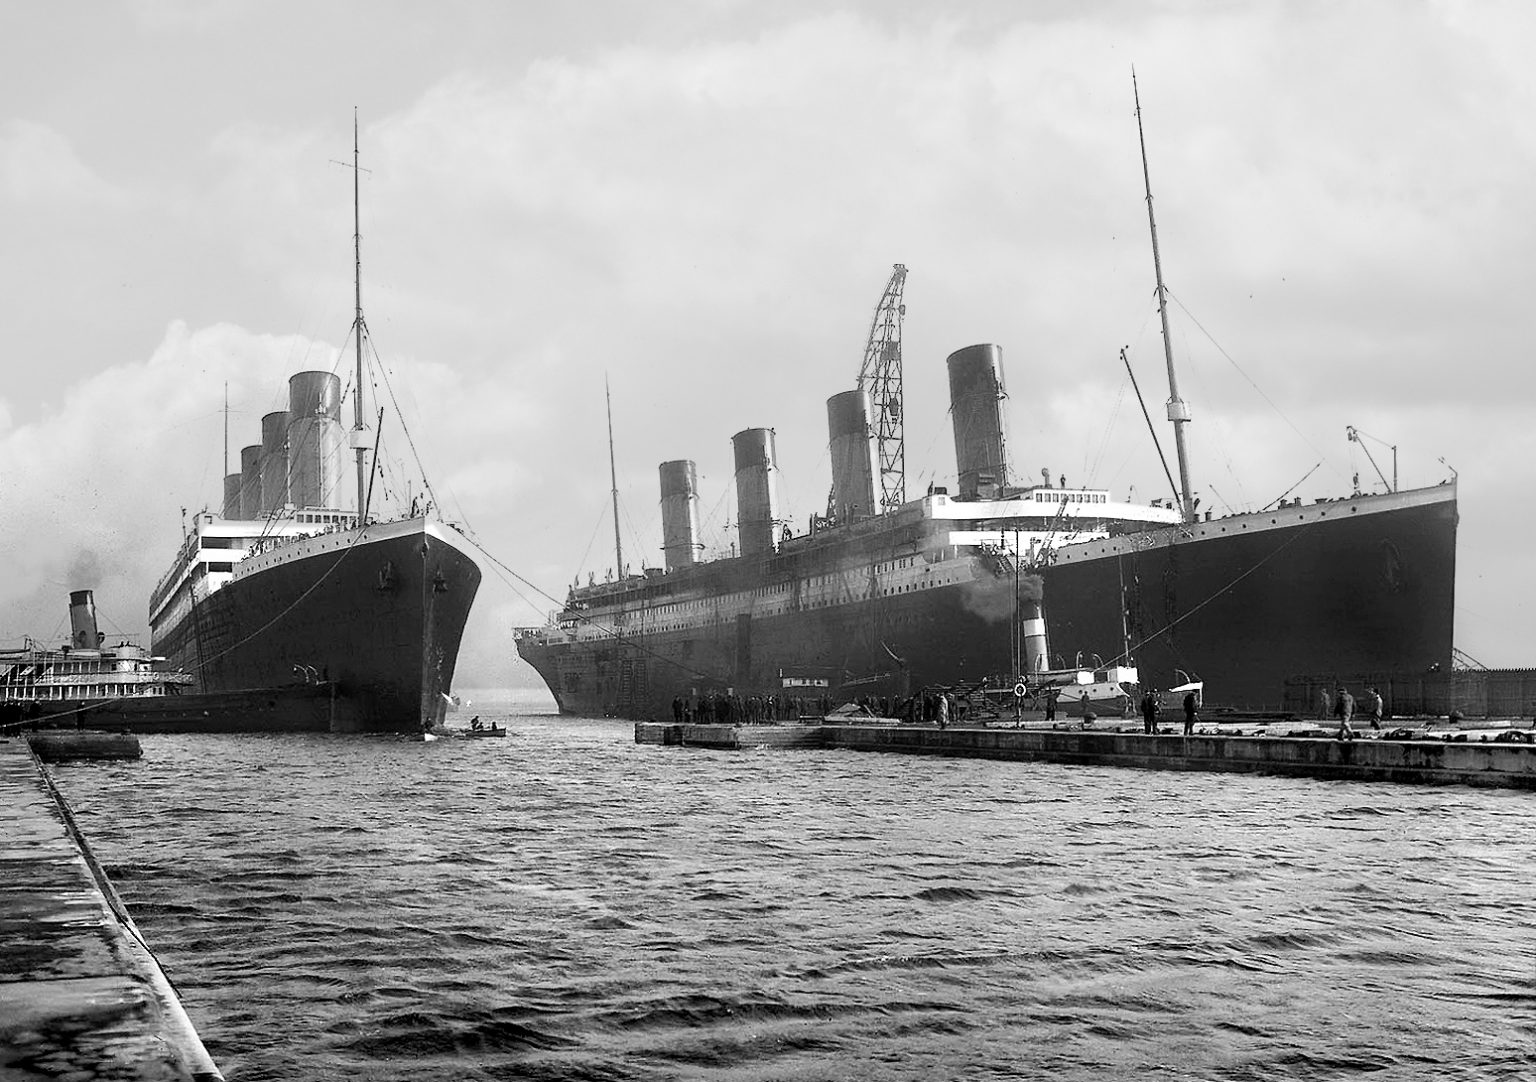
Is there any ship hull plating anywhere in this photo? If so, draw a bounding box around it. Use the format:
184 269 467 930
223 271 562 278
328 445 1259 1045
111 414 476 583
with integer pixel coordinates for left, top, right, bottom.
154 522 480 733
1044 487 1458 708
520 580 1031 720
517 487 1456 718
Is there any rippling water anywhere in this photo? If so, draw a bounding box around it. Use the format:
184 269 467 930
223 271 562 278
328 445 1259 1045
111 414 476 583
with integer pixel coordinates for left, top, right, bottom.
49 691 1536 1080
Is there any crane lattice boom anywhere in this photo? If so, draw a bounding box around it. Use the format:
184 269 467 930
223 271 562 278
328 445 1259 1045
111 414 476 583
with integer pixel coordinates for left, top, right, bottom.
857 264 908 513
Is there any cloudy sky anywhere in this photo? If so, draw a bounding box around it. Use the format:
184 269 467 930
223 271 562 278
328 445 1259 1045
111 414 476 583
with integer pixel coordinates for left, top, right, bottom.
1 0 1531 690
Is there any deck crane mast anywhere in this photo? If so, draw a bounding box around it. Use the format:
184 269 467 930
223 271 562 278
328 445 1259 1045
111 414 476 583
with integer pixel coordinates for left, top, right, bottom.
1346 425 1397 494
857 264 909 514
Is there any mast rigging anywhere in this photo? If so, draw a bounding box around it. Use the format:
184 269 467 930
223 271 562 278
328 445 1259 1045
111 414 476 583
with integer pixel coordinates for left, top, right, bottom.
1120 346 1181 507
1133 72 1196 524
606 375 623 577
1346 425 1397 494
349 109 369 523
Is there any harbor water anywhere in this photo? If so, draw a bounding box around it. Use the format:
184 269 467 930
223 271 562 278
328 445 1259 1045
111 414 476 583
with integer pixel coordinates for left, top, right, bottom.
50 691 1535 1081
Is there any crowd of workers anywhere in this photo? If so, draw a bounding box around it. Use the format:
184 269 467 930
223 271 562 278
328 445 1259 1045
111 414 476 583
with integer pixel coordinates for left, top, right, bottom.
670 692 832 724
663 681 1405 741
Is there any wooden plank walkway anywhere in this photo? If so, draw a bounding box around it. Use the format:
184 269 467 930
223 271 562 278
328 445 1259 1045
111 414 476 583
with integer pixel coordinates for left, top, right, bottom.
0 736 221 1080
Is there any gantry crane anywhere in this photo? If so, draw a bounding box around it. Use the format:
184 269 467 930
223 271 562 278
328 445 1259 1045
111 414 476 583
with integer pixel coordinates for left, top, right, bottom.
857 264 908 513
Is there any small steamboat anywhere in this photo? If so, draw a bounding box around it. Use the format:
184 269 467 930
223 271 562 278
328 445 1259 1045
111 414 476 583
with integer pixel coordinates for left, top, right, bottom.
0 591 192 726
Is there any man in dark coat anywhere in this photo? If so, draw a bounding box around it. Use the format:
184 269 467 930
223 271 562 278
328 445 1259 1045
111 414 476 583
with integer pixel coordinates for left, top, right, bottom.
1334 686 1356 740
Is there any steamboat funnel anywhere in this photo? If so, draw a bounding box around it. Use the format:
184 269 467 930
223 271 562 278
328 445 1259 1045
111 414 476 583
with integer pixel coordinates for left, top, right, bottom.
287 371 344 511
732 428 781 559
222 473 242 519
659 460 703 571
239 444 263 519
259 410 290 514
947 343 1010 500
827 389 879 523
68 590 102 651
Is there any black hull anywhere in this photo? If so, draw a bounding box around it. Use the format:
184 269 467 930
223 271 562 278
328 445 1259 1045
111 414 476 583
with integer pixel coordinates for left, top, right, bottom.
519 579 1025 720
518 487 1456 718
154 522 480 733
1 685 361 734
1044 487 1458 708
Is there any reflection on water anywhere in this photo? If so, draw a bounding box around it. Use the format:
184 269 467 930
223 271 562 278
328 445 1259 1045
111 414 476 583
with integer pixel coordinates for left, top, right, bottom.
53 692 1536 1080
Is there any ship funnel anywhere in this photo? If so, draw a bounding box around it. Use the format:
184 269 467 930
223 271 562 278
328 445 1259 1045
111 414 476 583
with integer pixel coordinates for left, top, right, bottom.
826 389 879 523
222 473 242 519
731 428 781 559
659 460 703 571
1020 594 1049 675
288 370 342 420
287 371 345 512
259 410 290 514
239 444 263 519
68 590 102 652
946 343 1010 500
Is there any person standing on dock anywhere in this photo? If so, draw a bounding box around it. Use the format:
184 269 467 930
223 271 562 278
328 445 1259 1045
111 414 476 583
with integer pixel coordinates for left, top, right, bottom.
937 692 950 729
1182 691 1198 735
1334 686 1356 740
1140 689 1158 734
1366 687 1384 731
1318 686 1332 721
1045 690 1057 722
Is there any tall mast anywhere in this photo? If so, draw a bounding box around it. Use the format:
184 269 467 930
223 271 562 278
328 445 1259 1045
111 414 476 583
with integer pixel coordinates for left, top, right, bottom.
1133 71 1195 524
351 109 368 522
606 375 623 577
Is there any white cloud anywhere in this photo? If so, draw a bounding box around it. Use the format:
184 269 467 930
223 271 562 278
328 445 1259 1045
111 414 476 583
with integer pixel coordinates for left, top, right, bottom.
125 0 250 33
0 322 312 634
0 121 125 204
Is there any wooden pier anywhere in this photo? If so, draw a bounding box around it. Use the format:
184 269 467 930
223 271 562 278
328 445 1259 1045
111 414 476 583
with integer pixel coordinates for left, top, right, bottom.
635 720 1536 790
0 735 221 1080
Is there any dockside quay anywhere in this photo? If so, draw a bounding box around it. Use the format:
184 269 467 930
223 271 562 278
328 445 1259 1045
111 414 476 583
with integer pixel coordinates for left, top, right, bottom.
0 735 221 1080
636 721 1536 791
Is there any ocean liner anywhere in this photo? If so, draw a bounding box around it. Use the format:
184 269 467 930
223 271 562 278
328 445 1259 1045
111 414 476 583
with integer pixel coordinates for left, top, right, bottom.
514 340 1455 718
148 124 480 734
515 94 1457 719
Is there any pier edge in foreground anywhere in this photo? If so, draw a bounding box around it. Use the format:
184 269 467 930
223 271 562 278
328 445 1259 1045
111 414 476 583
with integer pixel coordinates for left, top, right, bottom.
0 736 222 1080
